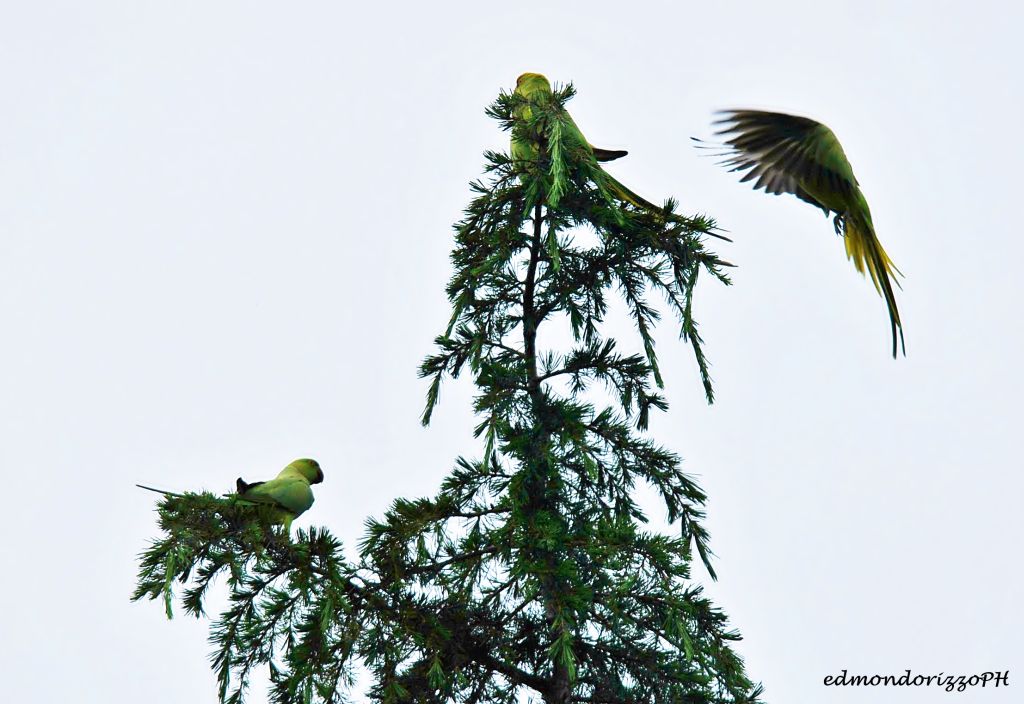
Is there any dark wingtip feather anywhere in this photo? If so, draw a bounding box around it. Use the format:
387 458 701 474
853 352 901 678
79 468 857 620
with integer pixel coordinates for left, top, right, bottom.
592 147 628 162
712 108 758 121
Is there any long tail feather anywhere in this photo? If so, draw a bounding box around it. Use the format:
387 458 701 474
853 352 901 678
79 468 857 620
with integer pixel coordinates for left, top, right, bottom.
844 219 905 357
135 484 186 498
602 170 733 242
603 172 660 212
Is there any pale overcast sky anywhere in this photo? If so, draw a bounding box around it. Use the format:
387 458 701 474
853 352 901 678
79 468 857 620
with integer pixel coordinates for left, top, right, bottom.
2 2 1020 703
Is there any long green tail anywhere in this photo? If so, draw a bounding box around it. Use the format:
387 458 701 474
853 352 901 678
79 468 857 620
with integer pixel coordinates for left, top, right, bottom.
135 484 186 498
600 171 732 242
844 218 905 357
602 172 661 212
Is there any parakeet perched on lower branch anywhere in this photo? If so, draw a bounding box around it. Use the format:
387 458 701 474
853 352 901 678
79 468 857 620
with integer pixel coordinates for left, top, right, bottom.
137 458 324 532
234 458 323 532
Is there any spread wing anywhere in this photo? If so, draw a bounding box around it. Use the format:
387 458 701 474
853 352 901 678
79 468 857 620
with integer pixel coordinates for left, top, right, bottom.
712 110 859 213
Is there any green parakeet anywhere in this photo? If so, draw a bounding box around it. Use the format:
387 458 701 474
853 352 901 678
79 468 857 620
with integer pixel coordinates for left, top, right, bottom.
511 72 659 212
234 458 324 532
137 458 324 532
707 110 904 357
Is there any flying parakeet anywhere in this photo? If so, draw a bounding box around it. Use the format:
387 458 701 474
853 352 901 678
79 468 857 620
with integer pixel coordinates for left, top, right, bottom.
705 110 904 357
512 72 660 212
137 458 324 532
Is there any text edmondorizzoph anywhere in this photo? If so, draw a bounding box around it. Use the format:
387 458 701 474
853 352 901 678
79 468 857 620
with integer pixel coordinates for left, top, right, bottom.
824 669 1009 693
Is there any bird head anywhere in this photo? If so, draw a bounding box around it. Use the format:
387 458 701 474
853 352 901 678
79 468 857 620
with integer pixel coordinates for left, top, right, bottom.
287 458 324 484
515 72 551 98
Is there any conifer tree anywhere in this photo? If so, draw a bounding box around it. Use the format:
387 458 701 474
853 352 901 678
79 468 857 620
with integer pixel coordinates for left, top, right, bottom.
134 78 763 704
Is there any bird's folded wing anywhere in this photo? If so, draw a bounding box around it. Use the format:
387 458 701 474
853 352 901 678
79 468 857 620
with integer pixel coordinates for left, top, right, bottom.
591 146 628 162
238 476 313 515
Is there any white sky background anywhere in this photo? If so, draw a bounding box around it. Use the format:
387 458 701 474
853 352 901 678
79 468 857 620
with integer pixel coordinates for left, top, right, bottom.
1 1 1021 702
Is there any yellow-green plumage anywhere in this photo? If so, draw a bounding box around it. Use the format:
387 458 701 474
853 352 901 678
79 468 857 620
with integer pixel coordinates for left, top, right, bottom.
511 72 659 212
235 458 324 532
136 458 325 534
710 109 905 357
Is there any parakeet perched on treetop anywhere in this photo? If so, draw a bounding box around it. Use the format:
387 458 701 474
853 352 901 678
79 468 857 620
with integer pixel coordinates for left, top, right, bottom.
511 72 660 212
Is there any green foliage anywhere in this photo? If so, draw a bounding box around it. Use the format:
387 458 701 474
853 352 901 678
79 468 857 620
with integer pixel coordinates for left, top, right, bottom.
134 82 761 704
